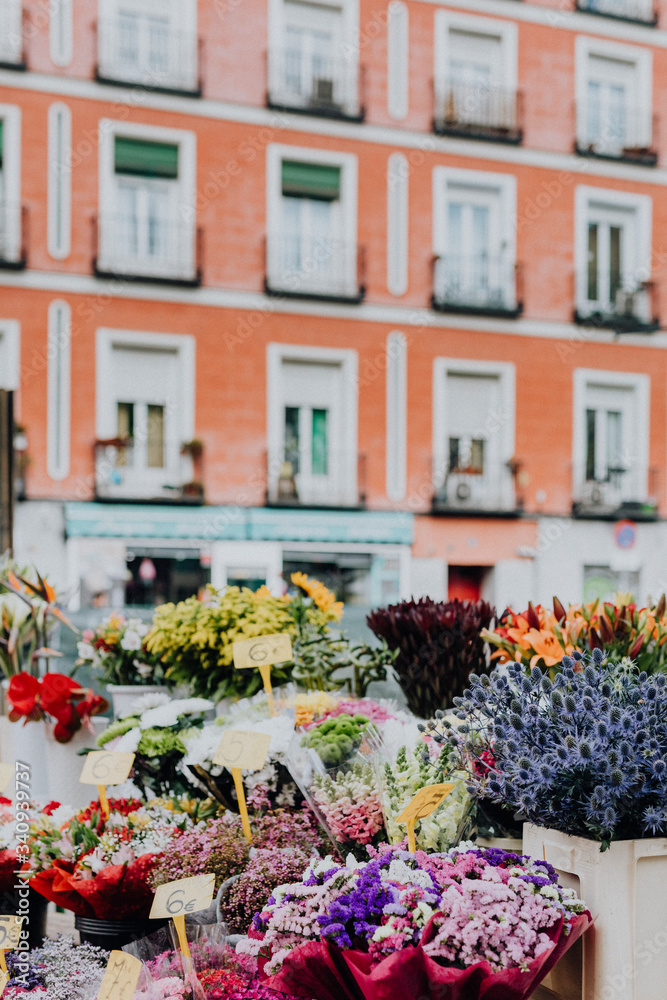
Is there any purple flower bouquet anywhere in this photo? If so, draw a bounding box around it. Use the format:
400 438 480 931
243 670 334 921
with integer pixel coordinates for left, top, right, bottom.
240 845 591 1000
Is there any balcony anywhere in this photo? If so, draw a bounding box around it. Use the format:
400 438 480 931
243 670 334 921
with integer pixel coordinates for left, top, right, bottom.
0 0 25 69
574 277 659 333
576 105 658 166
94 439 204 504
265 235 365 303
575 0 657 24
432 255 523 317
432 461 523 517
265 452 367 509
433 82 523 144
93 214 202 287
572 466 659 521
96 19 201 95
267 49 364 121
0 204 27 270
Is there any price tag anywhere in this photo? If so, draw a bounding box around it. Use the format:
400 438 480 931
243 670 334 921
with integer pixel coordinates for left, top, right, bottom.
97 951 142 1000
0 916 22 951
150 874 216 920
0 765 13 795
212 730 271 771
396 783 456 853
233 634 292 669
80 752 136 786
0 969 7 996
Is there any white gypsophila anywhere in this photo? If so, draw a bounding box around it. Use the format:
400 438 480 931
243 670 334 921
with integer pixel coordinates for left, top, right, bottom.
139 698 214 730
120 629 142 651
134 662 154 679
129 692 171 714
76 641 96 660
109 727 142 754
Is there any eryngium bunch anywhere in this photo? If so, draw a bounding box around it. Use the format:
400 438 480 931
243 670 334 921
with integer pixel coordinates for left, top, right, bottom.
443 649 667 849
366 598 495 718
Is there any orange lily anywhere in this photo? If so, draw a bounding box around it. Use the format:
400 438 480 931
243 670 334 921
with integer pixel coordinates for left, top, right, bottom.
525 629 572 668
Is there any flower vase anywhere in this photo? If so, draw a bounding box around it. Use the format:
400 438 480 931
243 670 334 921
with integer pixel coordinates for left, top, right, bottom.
6 720 50 801
106 684 169 720
43 717 109 808
524 823 667 1000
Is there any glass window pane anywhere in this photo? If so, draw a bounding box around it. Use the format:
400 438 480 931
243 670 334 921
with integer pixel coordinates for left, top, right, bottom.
284 406 300 472
118 12 139 69
448 437 460 472
117 401 134 439
311 408 328 475
606 410 623 471
586 80 601 142
586 408 596 480
609 225 622 302
587 223 599 302
470 439 485 472
148 17 170 73
147 404 165 469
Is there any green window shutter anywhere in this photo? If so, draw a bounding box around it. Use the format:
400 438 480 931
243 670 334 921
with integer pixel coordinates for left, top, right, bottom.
114 137 179 179
281 160 341 200
0 121 3 169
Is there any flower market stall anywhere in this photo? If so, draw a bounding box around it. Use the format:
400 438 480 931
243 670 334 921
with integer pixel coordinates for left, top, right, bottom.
5 573 667 1000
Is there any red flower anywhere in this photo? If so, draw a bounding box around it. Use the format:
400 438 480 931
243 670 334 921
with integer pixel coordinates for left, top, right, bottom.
40 673 83 718
7 673 41 721
76 692 109 721
42 801 61 815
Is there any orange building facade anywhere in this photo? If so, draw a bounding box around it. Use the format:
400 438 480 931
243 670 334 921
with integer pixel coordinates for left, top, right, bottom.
2 0 667 616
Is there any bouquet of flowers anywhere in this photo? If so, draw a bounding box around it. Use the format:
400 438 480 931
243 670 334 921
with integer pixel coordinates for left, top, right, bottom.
0 798 70 898
241 844 591 1000
7 671 108 742
483 595 667 674
4 937 109 999
24 797 197 918
75 613 164 687
0 560 77 678
441 649 667 848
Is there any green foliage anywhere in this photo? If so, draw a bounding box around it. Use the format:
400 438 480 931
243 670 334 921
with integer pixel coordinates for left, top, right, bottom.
291 626 398 697
304 712 370 767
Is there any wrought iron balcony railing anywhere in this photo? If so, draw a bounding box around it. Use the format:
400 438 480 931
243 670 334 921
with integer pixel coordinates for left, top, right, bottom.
267 48 364 120
0 203 27 269
576 103 658 165
94 440 204 504
93 214 202 286
433 82 523 143
575 0 657 24
96 18 201 94
265 450 366 509
432 254 523 317
265 234 365 303
574 275 659 332
432 460 522 516
572 464 659 520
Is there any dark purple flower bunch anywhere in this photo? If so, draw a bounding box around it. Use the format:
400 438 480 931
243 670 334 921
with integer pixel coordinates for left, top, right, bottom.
442 648 667 849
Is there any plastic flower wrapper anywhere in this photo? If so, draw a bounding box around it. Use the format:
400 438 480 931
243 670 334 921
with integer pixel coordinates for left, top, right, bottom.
242 845 592 1000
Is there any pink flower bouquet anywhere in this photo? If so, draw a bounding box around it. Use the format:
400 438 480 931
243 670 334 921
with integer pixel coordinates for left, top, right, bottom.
241 845 592 1000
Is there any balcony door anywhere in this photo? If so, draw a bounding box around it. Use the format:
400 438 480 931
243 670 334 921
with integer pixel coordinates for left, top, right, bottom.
447 29 503 127
116 7 170 82
281 0 344 107
585 204 635 315
584 55 639 155
278 160 346 294
280 359 344 505
445 187 503 307
581 383 637 503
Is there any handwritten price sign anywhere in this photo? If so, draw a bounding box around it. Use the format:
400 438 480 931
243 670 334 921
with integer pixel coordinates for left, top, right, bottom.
150 875 215 920
233 634 292 669
212 730 271 772
396 783 456 853
97 951 142 1000
80 752 136 786
0 766 13 796
0 917 22 951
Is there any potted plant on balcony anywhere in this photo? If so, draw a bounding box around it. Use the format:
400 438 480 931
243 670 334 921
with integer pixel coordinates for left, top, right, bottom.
74 613 168 719
180 439 204 461
440 649 667 1000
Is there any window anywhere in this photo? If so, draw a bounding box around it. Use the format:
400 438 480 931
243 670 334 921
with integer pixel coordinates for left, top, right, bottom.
95 330 195 501
0 321 19 392
268 0 360 117
0 106 22 266
433 359 516 512
576 0 655 26
97 122 197 283
576 38 653 162
434 12 519 140
575 187 653 328
433 168 518 314
267 344 358 507
97 0 198 93
573 369 650 510
0 0 23 67
583 566 640 604
266 145 360 300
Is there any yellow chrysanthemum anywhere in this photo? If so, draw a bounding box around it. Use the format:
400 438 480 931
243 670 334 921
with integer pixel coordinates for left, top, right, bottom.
290 573 344 620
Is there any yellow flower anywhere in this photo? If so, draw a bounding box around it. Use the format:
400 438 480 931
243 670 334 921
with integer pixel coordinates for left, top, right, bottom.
290 573 344 620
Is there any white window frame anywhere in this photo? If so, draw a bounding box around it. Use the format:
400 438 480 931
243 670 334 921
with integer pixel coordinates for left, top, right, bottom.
98 119 196 279
432 166 517 309
267 342 358 507
0 320 20 394
434 10 517 106
97 0 198 91
575 36 652 153
267 0 359 113
573 368 650 502
266 143 358 296
0 105 21 265
95 328 195 497
574 185 652 316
